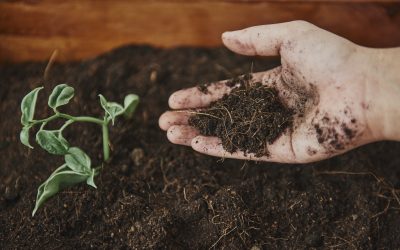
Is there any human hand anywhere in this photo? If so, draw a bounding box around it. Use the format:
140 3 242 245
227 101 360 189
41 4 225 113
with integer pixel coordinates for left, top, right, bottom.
159 21 400 163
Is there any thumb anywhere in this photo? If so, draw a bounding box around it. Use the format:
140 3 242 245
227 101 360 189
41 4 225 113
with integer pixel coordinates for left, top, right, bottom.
222 20 313 56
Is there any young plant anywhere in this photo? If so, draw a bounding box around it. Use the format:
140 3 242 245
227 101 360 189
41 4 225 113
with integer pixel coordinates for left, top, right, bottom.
20 84 139 216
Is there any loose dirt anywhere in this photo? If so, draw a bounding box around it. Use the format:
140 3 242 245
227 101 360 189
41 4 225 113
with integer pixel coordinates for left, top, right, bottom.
190 75 293 157
0 46 399 249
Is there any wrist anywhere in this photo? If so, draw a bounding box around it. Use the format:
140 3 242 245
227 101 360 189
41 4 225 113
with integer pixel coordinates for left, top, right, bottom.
365 47 400 141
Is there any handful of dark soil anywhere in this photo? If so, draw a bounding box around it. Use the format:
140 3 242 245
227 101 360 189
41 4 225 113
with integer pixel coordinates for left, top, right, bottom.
189 76 294 157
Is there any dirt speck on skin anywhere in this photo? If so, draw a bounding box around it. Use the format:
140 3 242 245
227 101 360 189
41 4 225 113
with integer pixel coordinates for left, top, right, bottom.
342 123 356 140
190 76 294 157
307 147 317 156
313 109 360 153
197 82 210 94
0 46 399 249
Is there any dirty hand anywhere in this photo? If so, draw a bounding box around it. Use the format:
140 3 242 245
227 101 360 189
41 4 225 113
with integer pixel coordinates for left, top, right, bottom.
159 21 400 163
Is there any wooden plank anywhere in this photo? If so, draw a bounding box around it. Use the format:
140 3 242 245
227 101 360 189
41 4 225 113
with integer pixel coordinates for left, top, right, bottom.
0 1 399 62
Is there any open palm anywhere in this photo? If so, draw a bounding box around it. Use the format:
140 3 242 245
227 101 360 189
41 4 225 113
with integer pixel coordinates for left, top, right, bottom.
159 21 382 163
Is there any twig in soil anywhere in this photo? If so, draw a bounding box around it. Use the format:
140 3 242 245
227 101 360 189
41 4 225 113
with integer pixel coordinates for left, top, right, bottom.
288 200 302 210
265 236 289 241
316 171 381 181
211 215 224 225
317 171 400 216
209 226 237 249
371 199 391 218
160 159 179 193
326 236 357 249
240 161 248 171
43 49 58 81
176 110 222 120
221 105 233 123
183 187 189 202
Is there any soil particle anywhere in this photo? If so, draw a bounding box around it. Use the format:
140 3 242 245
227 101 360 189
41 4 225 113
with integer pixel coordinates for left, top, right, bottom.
3 177 21 202
197 82 211 94
342 124 356 140
307 147 317 156
119 164 131 175
225 73 252 88
131 147 145 166
190 79 294 157
4 186 19 202
305 230 324 247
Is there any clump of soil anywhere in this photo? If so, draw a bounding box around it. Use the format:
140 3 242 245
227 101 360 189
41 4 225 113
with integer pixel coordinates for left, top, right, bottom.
190 75 293 156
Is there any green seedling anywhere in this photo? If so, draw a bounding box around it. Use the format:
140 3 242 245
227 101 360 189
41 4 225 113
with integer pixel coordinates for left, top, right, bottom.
19 84 139 216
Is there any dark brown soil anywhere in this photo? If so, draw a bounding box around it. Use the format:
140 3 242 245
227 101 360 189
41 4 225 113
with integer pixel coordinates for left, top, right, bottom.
190 76 293 157
1 46 400 249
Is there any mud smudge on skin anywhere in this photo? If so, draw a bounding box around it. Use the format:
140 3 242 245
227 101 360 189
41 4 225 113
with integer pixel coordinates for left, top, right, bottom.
197 83 210 94
313 109 359 153
307 147 317 156
225 74 252 88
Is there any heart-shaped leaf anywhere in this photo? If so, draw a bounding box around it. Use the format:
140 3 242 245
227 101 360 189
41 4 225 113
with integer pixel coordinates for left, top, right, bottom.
48 84 75 110
21 86 43 126
65 147 91 173
123 94 139 119
99 94 124 125
20 126 33 149
32 164 91 216
36 130 69 155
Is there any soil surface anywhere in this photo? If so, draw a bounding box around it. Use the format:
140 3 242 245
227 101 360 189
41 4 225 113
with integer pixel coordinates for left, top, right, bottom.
1 46 400 249
190 76 293 157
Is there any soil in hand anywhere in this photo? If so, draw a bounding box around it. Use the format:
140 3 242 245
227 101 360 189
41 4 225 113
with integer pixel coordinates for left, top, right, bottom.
190 75 293 157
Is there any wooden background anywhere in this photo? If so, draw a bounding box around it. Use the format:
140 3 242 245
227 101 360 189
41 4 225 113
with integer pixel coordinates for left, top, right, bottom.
0 0 400 62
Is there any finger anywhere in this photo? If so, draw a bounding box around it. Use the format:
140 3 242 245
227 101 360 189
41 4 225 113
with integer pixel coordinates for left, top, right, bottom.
222 21 313 56
167 125 199 146
190 123 333 164
168 80 231 110
159 111 191 131
168 68 282 110
191 135 260 159
191 135 296 163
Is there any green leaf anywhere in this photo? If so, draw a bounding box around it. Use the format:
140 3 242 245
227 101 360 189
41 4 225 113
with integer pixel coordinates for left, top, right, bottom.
99 94 107 108
20 126 33 149
107 103 124 124
48 84 75 110
86 168 97 188
99 94 124 125
36 130 69 155
21 86 43 126
123 94 139 119
32 164 89 216
65 147 91 173
58 133 69 146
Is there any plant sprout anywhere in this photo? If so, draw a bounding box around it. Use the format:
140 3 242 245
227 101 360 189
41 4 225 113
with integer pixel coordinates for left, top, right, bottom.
19 84 139 216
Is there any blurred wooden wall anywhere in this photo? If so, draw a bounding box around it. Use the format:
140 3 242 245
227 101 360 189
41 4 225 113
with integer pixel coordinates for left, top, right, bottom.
0 0 400 62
